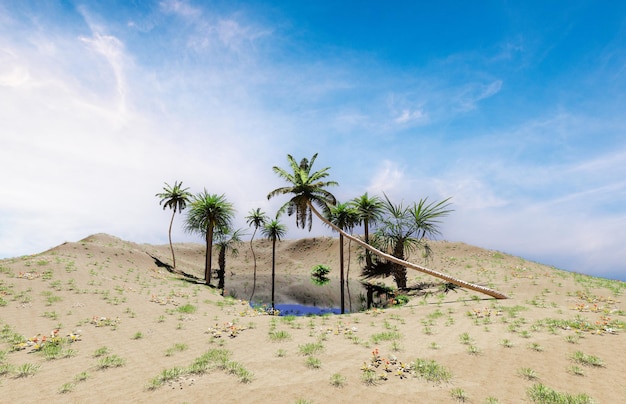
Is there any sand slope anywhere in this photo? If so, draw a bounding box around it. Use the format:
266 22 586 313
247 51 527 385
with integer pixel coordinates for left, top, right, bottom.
0 233 624 403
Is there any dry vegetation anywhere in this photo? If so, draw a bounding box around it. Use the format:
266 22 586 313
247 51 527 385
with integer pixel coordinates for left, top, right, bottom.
0 233 624 403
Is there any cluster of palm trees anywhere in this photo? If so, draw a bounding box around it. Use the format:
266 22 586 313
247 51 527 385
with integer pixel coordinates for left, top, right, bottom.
156 153 508 314
156 183 287 305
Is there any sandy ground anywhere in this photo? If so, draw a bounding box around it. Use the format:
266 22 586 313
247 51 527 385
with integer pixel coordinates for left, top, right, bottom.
0 233 624 403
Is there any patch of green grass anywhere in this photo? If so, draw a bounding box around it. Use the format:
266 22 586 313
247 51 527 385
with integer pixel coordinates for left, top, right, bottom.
429 342 441 350
571 351 604 367
177 304 197 314
467 345 481 355
458 332 473 345
58 382 75 393
450 387 468 402
0 363 15 376
268 330 291 342
299 342 324 356
97 355 126 369
361 369 377 385
330 373 346 388
14 363 41 377
527 383 593 403
132 331 143 340
518 367 539 380
412 358 452 383
304 356 321 369
568 365 585 376
74 371 90 382
93 346 110 357
165 343 188 356
370 331 402 344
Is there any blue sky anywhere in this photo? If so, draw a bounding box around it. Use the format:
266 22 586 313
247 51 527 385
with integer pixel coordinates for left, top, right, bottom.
1 1 625 281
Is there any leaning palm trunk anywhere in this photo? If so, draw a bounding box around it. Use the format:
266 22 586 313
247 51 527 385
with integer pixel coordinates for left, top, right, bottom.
168 210 177 268
249 230 258 302
309 202 508 299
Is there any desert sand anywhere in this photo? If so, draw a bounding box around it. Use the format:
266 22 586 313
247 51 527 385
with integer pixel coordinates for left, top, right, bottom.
0 233 624 403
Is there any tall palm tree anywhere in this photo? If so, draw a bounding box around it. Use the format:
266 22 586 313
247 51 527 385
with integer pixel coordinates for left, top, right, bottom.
350 193 384 267
267 153 337 230
245 208 269 302
155 181 192 269
268 153 509 299
215 227 245 296
261 219 287 310
327 202 359 314
185 191 235 286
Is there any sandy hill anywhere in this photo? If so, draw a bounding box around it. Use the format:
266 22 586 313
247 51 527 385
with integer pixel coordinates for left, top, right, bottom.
0 233 624 403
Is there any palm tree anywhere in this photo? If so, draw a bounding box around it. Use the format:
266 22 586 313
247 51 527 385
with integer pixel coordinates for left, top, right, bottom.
350 193 384 267
268 154 509 299
185 191 235 286
267 153 337 230
261 219 287 310
327 202 359 313
215 227 245 296
245 208 269 302
155 181 192 269
370 194 452 289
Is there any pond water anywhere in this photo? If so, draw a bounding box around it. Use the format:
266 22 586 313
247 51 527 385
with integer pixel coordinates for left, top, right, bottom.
273 303 344 316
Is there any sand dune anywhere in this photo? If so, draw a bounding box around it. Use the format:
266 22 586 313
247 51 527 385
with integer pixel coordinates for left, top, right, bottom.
0 233 624 403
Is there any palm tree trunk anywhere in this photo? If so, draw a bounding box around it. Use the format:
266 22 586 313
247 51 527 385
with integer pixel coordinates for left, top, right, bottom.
205 225 214 285
249 229 258 302
271 238 276 310
168 210 176 268
308 202 508 299
364 218 372 267
339 234 345 314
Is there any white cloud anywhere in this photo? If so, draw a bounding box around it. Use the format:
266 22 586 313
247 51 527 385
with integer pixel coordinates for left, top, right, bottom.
456 79 502 111
394 108 428 124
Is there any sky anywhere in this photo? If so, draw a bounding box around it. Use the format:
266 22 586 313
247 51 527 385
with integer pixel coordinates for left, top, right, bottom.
1 0 625 281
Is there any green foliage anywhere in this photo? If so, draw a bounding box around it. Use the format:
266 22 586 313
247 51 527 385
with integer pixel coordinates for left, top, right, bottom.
518 367 539 380
93 346 110 357
571 351 605 367
304 356 321 369
14 363 40 377
330 373 346 387
311 264 331 277
299 342 324 356
527 383 593 404
370 331 402 344
412 358 452 383
268 330 291 342
97 354 126 369
177 304 197 314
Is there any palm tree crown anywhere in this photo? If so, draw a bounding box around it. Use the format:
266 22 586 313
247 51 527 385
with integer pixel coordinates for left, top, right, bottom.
268 153 338 231
350 192 384 267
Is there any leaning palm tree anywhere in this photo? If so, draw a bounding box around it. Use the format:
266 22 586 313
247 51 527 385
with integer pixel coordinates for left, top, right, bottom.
215 227 245 296
156 181 192 269
261 219 287 310
245 208 269 302
185 191 235 286
268 154 508 299
327 202 359 314
350 193 384 267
